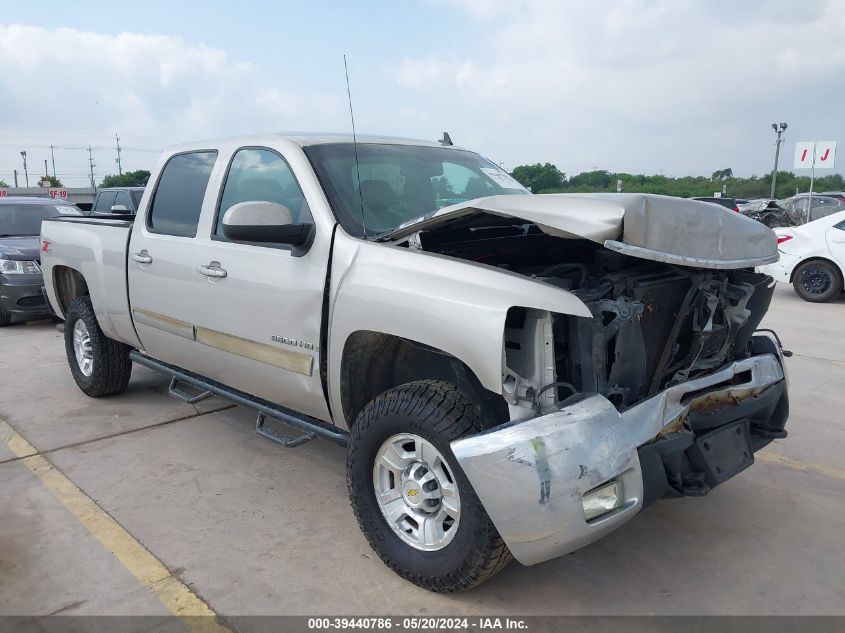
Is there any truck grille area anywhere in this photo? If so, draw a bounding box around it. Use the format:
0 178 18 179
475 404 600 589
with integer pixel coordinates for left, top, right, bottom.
553 266 775 410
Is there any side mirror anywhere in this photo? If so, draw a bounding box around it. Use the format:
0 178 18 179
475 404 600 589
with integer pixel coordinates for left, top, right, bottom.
110 204 131 213
222 201 312 246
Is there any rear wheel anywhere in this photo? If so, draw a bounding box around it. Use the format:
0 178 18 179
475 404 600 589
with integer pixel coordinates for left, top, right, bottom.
793 260 843 303
64 296 133 396
347 380 511 592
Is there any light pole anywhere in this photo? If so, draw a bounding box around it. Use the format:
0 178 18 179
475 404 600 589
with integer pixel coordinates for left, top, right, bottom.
20 151 29 188
770 122 787 199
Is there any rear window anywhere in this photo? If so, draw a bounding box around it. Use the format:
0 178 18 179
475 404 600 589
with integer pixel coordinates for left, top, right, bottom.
148 151 217 237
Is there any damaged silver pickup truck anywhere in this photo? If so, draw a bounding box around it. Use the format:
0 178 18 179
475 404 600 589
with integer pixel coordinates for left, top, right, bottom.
40 134 789 592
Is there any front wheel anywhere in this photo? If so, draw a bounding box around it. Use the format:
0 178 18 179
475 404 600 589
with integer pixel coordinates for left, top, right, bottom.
793 260 843 303
347 380 511 592
64 296 133 397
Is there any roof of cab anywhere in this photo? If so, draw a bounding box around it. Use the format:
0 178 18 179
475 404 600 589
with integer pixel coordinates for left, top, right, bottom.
163 132 463 154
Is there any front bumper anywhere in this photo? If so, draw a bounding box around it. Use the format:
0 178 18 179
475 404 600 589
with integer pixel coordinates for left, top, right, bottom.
451 343 787 566
0 273 53 322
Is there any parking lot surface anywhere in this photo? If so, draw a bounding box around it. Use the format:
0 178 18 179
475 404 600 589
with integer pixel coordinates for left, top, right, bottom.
1 285 844 617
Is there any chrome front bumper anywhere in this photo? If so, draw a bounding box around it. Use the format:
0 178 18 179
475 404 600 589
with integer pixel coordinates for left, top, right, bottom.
451 352 786 566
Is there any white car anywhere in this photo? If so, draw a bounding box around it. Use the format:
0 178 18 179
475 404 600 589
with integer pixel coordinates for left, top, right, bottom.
760 209 845 302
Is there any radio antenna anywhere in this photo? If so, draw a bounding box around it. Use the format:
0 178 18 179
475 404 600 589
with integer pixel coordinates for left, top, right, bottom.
344 54 367 237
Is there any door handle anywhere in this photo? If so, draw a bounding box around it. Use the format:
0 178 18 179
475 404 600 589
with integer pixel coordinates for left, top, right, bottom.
198 262 227 279
131 251 152 264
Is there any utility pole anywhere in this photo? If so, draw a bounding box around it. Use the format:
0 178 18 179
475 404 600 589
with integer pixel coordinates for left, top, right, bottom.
13 170 18 187
50 144 57 178
770 122 788 199
115 134 123 176
20 151 29 187
87 146 96 190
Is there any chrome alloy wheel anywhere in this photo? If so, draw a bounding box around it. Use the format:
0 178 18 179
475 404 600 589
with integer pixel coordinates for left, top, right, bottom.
372 433 461 551
72 319 94 377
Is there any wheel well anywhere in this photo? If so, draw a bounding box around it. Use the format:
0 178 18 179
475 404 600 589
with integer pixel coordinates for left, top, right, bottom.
340 331 509 429
790 257 845 284
53 266 89 317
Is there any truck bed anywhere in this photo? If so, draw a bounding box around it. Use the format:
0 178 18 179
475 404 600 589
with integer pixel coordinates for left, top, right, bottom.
41 215 142 348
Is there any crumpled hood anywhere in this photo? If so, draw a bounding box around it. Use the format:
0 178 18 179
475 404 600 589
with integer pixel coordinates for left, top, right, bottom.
386 193 779 270
0 236 41 261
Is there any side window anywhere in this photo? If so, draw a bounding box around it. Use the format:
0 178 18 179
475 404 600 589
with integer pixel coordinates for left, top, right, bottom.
215 148 312 238
148 151 217 237
94 191 116 213
113 191 132 211
835 220 845 231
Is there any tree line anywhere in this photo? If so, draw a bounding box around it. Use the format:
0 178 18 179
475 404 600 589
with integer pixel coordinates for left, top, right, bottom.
0 170 150 190
509 163 845 199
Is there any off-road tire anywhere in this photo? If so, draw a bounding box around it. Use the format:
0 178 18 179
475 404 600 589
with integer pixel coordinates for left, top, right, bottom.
347 380 512 592
793 260 843 303
64 296 132 397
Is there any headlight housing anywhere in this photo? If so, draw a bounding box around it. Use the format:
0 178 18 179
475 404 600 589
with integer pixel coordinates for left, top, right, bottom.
0 259 41 275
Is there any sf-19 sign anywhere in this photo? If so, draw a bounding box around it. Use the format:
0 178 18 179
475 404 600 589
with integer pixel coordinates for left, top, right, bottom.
0 189 7 197
48 188 68 199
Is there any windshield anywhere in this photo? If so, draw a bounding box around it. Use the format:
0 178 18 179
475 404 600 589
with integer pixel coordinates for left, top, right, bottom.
0 203 79 236
304 143 528 237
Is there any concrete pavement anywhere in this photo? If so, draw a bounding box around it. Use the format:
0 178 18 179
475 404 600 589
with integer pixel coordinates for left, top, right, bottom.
1 285 843 617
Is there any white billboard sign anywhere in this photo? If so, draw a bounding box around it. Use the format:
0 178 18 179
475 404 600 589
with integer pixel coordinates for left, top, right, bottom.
794 141 837 169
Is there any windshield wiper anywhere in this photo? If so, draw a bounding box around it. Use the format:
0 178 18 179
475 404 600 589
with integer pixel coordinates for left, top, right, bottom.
372 209 442 242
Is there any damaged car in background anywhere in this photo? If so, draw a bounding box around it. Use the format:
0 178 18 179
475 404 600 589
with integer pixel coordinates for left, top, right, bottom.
40 135 790 591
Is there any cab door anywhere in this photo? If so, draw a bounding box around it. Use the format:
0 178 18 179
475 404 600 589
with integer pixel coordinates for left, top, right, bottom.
188 146 332 422
127 150 218 368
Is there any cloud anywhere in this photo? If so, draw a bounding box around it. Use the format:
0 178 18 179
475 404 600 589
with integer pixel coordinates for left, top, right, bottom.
396 0 845 176
0 24 339 184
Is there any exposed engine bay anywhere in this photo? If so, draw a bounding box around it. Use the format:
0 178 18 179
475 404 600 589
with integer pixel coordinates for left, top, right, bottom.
401 213 775 412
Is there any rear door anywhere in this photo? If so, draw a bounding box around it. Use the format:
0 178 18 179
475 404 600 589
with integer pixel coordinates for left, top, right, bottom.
188 146 332 421
127 150 218 367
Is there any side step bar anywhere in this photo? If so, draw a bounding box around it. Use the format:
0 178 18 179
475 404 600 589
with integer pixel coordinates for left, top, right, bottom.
129 350 349 447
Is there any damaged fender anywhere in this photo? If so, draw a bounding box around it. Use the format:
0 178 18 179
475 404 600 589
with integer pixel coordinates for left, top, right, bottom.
327 235 591 426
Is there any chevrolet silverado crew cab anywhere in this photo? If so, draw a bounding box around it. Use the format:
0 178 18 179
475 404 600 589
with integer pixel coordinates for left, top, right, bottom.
41 133 790 592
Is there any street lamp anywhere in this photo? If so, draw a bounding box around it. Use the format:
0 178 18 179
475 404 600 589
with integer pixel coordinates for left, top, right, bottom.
770 122 787 199
20 151 29 188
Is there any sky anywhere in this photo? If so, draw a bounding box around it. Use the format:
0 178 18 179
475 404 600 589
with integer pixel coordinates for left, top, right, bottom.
1 0 843 188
